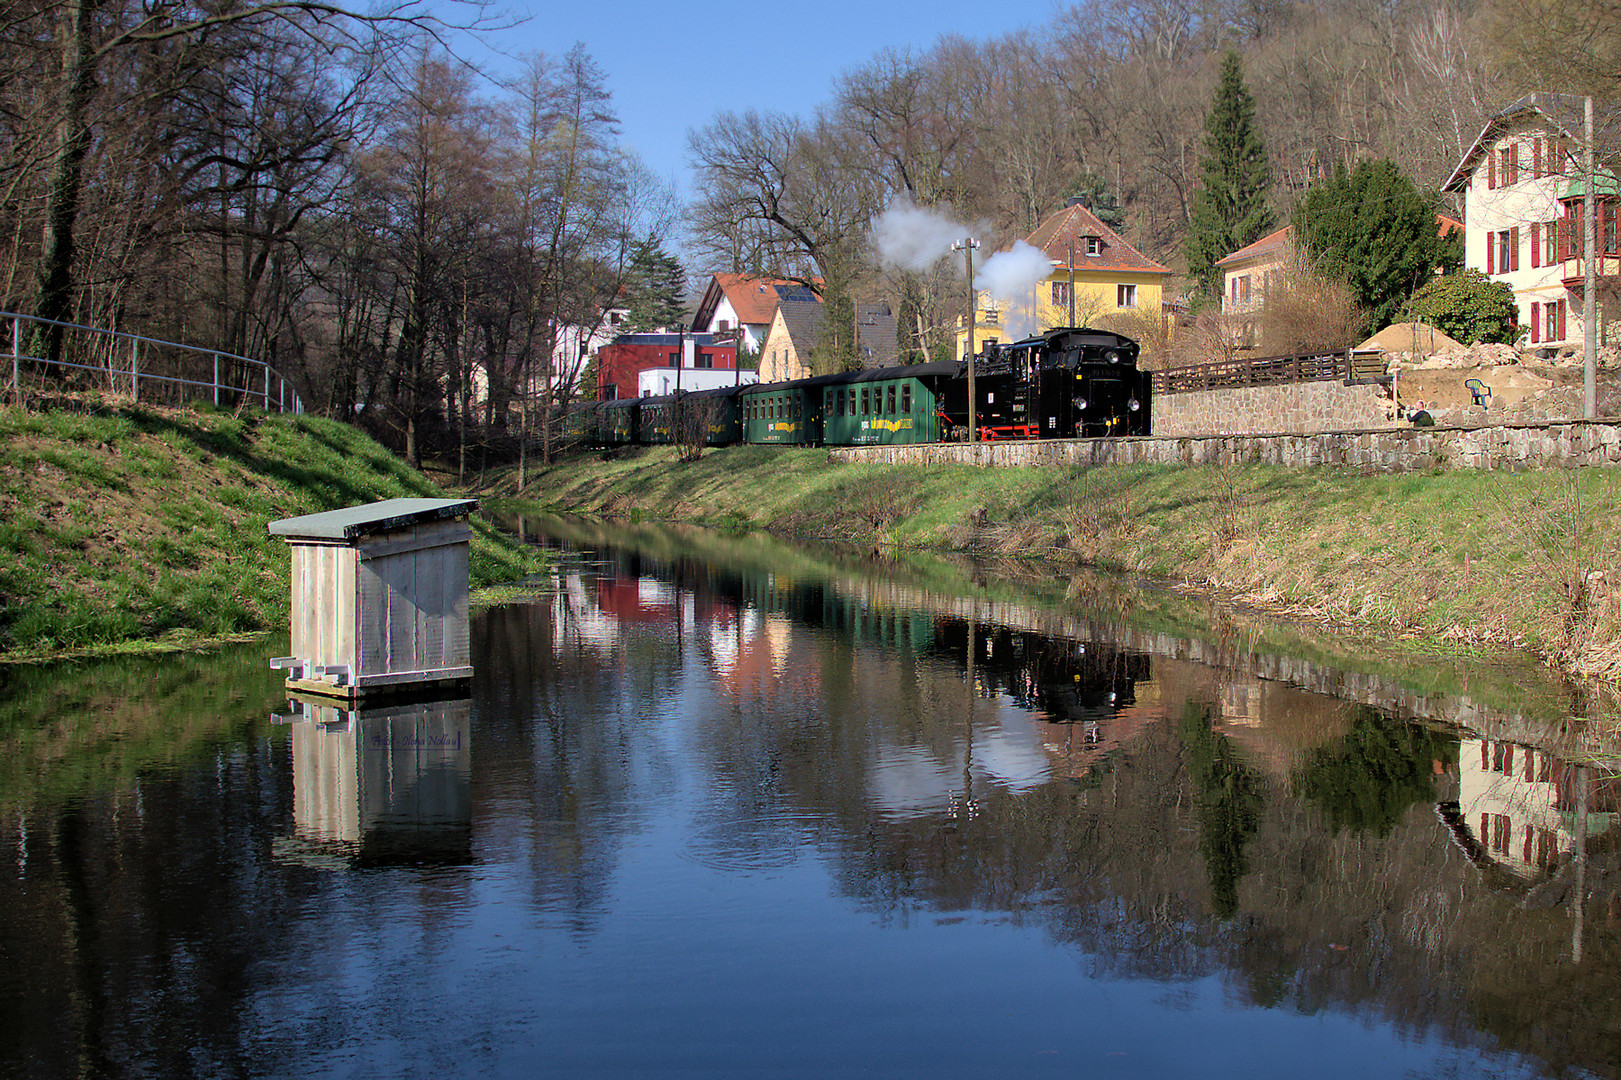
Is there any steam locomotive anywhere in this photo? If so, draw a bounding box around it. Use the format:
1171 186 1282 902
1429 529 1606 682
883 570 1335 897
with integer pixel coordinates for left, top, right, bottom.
566 326 1151 449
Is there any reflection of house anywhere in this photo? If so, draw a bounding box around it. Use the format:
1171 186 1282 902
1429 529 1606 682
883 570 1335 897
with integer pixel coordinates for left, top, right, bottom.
1458 737 1619 878
758 299 899 381
1035 701 1166 783
1442 93 1620 349
956 200 1170 359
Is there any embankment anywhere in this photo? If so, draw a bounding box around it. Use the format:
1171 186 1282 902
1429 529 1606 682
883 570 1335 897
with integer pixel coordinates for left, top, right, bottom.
1 401 543 661
501 444 1621 679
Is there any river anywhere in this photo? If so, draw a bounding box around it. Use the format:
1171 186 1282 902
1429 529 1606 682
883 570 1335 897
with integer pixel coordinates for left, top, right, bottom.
2 514 1619 1078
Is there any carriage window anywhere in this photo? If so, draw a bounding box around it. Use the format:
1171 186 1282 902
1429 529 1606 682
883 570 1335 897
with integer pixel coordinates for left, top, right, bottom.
860 388 870 415
886 386 896 414
794 399 802 418
848 389 856 414
901 385 912 413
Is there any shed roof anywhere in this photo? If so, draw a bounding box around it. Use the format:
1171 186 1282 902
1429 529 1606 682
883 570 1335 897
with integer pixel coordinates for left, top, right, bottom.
269 497 478 541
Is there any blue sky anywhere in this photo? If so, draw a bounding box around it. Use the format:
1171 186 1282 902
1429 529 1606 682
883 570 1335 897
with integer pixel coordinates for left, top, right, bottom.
483 0 1058 196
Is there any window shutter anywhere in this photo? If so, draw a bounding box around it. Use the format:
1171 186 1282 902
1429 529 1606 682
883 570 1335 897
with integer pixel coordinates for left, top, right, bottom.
1533 138 1542 176
1558 300 1567 340
1509 143 1519 182
1486 231 1495 272
1531 223 1540 268
1510 227 1520 271
1529 302 1539 343
1488 152 1496 189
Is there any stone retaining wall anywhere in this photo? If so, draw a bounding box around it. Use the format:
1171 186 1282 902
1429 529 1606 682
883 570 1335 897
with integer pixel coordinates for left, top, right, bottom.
829 419 1621 472
1152 379 1399 436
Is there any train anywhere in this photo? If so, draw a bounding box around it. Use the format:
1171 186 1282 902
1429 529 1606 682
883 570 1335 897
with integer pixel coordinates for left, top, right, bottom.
561 326 1150 450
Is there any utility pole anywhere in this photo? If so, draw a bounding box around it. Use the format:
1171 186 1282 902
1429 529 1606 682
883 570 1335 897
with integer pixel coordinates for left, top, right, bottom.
1068 238 1077 328
954 238 980 444
1584 95 1596 419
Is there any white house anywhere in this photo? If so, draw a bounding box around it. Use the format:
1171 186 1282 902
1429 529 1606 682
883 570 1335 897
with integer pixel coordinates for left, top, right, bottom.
690 273 821 352
1441 93 1620 349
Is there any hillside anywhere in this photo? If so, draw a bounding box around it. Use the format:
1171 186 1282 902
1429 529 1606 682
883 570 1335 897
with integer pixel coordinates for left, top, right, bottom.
0 401 542 661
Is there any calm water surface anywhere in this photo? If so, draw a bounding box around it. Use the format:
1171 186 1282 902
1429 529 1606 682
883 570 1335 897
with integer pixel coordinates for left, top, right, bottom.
4 515 1620 1078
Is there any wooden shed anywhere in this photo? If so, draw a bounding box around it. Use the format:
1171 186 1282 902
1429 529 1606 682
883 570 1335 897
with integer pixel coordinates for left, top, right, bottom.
268 497 477 699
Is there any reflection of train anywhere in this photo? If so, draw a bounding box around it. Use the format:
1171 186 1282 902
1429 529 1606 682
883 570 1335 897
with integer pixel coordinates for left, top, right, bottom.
564 327 1151 449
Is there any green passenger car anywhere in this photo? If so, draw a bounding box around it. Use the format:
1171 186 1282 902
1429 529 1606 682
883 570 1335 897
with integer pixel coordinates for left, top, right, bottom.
820 361 956 446
684 386 744 445
740 380 826 445
601 398 639 445
639 395 677 444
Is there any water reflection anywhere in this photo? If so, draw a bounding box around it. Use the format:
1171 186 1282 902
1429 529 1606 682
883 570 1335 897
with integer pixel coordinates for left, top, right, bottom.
8 520 1621 1076
277 694 473 868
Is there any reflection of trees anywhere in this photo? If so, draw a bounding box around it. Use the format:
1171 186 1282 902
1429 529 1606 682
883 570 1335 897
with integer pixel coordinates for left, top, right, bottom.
473 599 673 931
1178 700 1265 919
1293 710 1456 837
0 735 310 1078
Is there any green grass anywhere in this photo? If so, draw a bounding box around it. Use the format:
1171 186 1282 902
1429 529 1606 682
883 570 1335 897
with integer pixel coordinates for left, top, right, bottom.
490 446 1621 678
1 401 545 660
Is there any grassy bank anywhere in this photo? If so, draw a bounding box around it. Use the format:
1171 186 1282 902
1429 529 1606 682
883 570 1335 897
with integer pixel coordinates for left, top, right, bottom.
1 400 544 661
496 445 1621 679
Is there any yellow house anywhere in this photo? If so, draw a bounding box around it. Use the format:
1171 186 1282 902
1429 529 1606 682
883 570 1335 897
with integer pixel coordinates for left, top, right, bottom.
956 200 1170 357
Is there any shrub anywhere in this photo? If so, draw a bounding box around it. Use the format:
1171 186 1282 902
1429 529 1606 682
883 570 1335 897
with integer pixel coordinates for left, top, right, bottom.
1402 268 1518 345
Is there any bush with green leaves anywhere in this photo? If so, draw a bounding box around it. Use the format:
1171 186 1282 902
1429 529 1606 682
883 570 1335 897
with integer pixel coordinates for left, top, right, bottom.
1402 268 1519 345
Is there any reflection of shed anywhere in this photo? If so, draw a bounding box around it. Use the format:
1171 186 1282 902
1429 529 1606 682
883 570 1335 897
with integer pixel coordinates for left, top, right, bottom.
277 694 473 867
268 498 476 698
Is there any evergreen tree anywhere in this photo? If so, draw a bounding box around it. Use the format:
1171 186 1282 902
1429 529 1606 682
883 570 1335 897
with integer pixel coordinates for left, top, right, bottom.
622 239 688 332
1292 159 1462 334
1061 171 1125 229
1185 52 1273 308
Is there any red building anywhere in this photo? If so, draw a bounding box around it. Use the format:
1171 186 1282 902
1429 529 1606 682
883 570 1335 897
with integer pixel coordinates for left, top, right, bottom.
594 333 740 400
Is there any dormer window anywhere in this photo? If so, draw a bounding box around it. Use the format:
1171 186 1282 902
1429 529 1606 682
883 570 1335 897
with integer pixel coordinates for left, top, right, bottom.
1085 236 1102 256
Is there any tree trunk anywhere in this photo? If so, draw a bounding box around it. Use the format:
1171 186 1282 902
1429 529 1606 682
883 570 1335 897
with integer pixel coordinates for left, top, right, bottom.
34 0 100 361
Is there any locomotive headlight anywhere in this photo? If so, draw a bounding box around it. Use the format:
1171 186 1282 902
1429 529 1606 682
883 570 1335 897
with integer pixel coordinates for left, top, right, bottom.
1073 396 1087 410
1105 349 1121 364
1129 398 1141 411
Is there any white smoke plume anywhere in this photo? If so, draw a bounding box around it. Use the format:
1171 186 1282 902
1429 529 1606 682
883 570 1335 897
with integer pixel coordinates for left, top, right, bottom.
871 198 972 271
974 240 1054 340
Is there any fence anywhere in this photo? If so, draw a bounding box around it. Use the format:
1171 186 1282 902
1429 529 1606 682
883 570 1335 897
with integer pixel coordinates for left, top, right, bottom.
4 310 302 413
1152 347 1388 395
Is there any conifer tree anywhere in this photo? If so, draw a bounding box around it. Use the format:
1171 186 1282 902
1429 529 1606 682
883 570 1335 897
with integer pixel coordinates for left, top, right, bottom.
1292 159 1462 333
622 239 688 332
1185 52 1273 308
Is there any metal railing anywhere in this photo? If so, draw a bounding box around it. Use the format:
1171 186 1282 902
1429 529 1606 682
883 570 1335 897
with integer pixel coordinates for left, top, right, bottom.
1151 347 1388 395
4 310 302 413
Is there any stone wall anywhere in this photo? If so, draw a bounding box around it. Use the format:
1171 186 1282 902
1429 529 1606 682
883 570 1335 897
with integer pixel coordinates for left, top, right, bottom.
829 419 1621 472
1152 378 1399 436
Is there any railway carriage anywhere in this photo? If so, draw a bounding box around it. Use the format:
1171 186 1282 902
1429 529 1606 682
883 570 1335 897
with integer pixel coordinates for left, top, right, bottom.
682 384 746 445
740 378 828 445
820 361 957 445
600 397 640 446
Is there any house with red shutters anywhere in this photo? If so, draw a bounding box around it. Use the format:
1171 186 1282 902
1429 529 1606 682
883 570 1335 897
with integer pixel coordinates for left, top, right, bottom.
1441 93 1620 349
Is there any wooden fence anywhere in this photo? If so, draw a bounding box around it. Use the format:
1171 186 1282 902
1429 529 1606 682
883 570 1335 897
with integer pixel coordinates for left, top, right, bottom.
1151 348 1388 395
